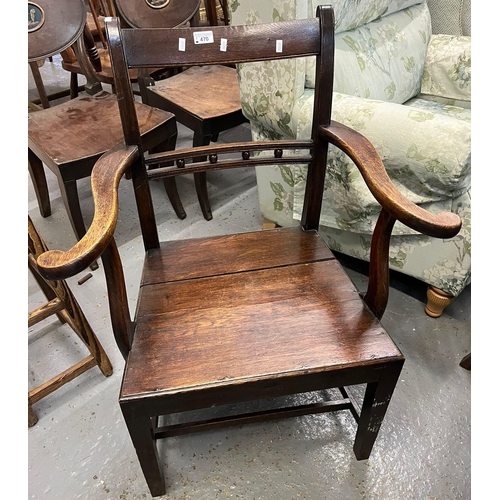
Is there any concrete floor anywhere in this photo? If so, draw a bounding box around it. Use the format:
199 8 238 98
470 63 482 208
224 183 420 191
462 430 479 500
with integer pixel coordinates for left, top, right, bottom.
28 56 471 500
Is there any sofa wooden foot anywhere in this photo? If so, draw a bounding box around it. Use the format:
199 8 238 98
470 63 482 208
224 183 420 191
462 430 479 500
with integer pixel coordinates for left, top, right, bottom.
425 285 455 318
262 218 278 230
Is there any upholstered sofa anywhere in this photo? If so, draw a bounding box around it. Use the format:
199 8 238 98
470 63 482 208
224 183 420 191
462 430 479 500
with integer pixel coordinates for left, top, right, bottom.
228 0 471 317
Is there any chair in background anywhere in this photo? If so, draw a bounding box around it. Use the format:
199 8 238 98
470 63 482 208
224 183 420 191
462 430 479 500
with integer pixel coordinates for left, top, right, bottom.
116 0 248 221
199 0 229 26
28 0 185 269
86 0 113 46
28 216 113 427
35 8 461 496
59 0 197 97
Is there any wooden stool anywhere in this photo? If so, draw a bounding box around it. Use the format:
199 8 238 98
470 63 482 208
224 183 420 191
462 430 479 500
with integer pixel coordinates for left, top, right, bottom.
28 216 113 426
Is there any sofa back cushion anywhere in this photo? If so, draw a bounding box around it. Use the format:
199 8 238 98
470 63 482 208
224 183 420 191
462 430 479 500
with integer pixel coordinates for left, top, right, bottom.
420 34 471 102
305 0 432 104
231 0 306 138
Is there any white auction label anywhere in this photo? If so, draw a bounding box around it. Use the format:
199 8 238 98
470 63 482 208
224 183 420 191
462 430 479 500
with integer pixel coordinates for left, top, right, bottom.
193 31 214 44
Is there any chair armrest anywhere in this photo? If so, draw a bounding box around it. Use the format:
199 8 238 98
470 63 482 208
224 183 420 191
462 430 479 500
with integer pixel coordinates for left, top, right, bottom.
420 34 471 102
319 121 461 239
37 144 140 281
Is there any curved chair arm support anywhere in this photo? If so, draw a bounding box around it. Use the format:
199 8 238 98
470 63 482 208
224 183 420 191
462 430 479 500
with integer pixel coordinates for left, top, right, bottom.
318 121 461 239
37 144 140 281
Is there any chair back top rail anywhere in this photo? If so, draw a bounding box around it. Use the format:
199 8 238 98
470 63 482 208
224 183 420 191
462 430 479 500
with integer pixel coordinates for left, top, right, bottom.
111 18 322 69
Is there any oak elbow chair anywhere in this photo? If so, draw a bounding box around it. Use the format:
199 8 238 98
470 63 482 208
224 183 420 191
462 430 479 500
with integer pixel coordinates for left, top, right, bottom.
35 6 461 497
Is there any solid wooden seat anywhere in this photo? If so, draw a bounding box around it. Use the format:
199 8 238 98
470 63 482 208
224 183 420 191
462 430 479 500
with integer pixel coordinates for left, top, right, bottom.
116 0 248 221
28 0 185 263
35 8 462 497
147 65 242 120
28 91 170 171
122 227 402 401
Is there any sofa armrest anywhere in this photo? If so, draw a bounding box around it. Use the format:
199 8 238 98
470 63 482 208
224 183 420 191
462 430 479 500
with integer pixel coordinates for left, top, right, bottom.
319 121 461 239
420 34 471 102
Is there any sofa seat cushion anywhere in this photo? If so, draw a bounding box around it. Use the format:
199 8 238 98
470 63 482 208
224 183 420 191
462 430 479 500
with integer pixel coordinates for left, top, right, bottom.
290 90 470 235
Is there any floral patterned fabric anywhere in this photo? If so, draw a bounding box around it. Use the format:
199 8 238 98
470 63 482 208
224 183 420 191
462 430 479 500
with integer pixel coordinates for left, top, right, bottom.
230 0 471 298
420 34 471 102
305 2 430 104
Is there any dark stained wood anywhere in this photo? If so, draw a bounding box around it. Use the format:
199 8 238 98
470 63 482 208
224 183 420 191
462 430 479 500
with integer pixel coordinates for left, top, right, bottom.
101 238 135 359
29 62 50 109
28 93 169 167
123 259 400 399
34 7 465 496
120 20 321 69
28 0 185 253
82 23 102 72
28 148 51 218
116 0 200 29
37 145 140 280
28 2 186 262
153 398 356 439
147 65 242 120
61 44 144 87
28 0 86 62
141 226 333 285
460 353 471 370
363 208 396 319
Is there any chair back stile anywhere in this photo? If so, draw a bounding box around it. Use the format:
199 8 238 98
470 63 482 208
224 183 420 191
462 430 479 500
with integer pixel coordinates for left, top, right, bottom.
105 9 335 246
302 11 335 230
106 18 161 251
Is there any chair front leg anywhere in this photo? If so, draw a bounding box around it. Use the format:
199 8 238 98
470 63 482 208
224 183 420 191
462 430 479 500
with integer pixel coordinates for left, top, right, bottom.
353 359 404 460
120 403 165 497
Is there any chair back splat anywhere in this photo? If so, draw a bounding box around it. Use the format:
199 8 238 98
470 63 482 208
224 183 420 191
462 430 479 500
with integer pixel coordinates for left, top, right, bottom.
36 5 462 497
